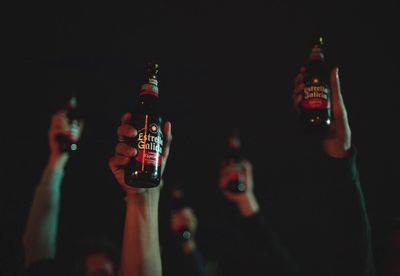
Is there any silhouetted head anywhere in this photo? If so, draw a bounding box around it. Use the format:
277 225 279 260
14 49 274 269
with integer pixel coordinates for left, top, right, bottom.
73 237 120 276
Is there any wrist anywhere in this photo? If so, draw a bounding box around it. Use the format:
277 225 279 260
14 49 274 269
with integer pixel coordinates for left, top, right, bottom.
237 192 259 217
323 128 352 158
125 189 160 209
48 153 69 171
323 142 351 158
181 240 196 254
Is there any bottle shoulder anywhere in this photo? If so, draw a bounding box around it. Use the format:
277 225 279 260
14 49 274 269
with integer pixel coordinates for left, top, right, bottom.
224 147 243 161
304 60 330 80
134 94 161 112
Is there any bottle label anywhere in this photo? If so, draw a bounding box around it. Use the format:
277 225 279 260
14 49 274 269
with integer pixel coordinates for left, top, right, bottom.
302 81 330 109
135 117 163 167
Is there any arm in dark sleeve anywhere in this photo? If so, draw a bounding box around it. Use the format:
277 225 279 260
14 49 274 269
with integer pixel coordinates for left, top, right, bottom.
322 147 375 276
23 259 59 276
241 211 302 276
181 246 207 276
162 241 207 276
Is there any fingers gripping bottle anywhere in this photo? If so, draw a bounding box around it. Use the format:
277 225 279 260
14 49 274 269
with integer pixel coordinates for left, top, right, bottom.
300 37 331 133
124 62 164 188
223 129 246 193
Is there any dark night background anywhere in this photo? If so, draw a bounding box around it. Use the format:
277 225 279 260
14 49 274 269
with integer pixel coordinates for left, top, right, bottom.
2 0 400 275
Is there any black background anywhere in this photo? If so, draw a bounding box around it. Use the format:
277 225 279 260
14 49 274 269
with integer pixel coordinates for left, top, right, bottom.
2 0 400 274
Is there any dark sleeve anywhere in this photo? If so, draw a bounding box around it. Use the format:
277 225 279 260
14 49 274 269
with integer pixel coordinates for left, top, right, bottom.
181 248 207 276
321 147 376 276
241 211 302 276
23 259 59 276
162 243 207 276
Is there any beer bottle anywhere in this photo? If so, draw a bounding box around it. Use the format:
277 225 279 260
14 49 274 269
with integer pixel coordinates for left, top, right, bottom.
124 62 164 188
56 96 80 153
300 37 331 133
170 186 192 242
222 129 246 193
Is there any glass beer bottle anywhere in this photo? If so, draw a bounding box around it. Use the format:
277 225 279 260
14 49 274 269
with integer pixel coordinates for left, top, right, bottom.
124 62 164 188
222 129 246 193
56 96 80 153
170 186 192 242
300 37 331 133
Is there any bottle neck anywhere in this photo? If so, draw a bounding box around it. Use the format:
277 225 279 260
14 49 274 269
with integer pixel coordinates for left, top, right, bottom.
228 135 241 149
309 45 325 61
140 80 159 98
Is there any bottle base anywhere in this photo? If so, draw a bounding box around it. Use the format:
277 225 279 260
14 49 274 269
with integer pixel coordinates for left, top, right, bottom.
226 180 246 193
125 171 161 188
300 114 330 135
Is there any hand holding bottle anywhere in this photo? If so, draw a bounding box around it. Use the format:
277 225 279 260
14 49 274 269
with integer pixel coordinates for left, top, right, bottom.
108 112 172 195
219 159 259 217
221 130 246 193
170 186 197 246
293 66 351 158
48 106 84 169
171 206 198 253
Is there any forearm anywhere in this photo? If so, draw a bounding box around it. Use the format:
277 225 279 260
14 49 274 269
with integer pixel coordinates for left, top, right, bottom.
237 193 259 217
325 148 371 237
120 191 162 276
235 193 299 275
323 148 375 275
241 211 301 276
22 156 67 266
181 242 207 276
162 239 207 276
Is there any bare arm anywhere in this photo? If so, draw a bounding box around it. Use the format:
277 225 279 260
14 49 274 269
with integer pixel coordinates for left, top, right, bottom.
22 155 67 266
109 112 172 276
121 190 162 276
22 110 83 267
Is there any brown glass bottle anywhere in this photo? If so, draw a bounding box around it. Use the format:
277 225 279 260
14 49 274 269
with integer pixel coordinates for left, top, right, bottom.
170 186 192 242
56 96 80 153
223 129 246 193
124 62 164 188
300 37 331 133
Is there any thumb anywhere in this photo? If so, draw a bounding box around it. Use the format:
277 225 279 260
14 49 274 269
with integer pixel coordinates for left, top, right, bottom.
330 67 347 120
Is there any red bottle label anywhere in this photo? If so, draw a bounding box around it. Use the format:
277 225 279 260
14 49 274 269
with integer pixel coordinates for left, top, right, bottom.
135 118 163 168
301 83 330 109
